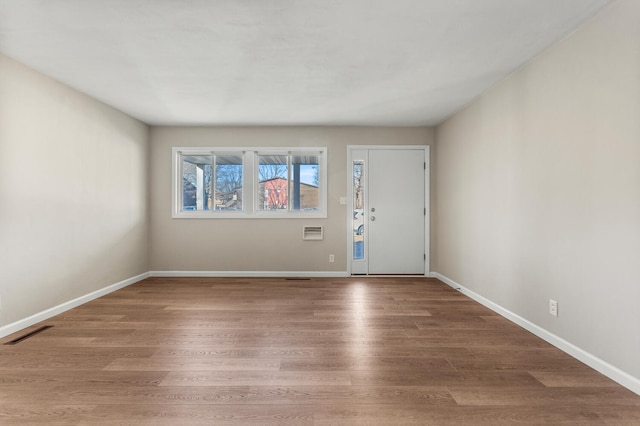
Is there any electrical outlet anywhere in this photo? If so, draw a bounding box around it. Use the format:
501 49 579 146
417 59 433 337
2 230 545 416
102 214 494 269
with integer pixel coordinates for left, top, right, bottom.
549 299 558 317
329 254 335 263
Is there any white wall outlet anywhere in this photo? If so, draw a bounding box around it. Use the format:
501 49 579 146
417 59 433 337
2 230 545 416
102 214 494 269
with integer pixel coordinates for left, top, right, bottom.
549 299 558 317
329 254 335 263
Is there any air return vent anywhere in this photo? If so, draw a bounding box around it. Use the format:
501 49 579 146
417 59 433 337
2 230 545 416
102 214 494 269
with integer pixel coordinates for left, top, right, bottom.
4 325 53 345
302 226 323 241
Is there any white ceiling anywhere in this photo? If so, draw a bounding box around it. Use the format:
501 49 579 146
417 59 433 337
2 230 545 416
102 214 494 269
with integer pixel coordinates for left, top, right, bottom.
0 0 613 126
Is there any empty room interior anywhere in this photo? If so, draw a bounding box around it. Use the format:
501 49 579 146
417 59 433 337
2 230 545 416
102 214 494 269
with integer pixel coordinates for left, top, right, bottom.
1 0 639 424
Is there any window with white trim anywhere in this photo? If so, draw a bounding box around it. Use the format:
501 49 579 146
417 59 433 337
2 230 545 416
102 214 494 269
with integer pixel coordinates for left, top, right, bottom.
173 147 327 218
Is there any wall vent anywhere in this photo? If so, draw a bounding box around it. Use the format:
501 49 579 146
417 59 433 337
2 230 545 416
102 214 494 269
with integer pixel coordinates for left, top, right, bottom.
302 226 323 241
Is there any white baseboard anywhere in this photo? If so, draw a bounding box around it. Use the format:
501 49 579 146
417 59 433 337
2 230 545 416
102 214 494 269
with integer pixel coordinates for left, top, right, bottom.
149 270 350 278
0 272 150 339
432 272 640 396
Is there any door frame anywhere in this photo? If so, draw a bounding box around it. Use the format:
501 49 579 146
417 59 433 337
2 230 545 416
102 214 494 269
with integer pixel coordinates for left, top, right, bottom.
346 145 430 276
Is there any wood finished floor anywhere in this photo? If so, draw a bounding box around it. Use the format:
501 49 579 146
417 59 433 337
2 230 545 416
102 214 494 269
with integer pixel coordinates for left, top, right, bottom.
1 277 639 425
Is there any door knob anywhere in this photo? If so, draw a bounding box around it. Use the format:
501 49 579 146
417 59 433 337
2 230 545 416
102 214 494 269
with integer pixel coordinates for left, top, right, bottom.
371 207 375 212
370 216 376 221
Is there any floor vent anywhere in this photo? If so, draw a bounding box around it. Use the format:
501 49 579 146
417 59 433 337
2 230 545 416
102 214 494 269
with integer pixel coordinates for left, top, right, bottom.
4 325 53 345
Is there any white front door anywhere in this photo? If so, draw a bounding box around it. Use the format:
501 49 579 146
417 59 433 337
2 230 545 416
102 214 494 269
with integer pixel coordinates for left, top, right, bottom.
349 147 428 275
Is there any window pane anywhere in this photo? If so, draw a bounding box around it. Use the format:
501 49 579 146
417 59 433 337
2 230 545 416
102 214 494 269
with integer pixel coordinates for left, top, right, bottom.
182 155 212 211
291 154 320 211
258 154 288 211
214 154 243 211
353 161 365 260
174 148 326 218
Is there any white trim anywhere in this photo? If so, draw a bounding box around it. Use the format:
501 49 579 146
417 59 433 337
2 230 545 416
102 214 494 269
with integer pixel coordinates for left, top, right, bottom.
424 146 430 274
0 272 149 339
433 272 640 396
352 274 431 278
172 147 327 219
150 270 349 278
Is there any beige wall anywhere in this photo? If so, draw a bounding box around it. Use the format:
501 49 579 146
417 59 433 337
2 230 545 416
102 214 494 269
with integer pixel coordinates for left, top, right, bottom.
0 53 149 328
436 0 640 380
150 126 434 272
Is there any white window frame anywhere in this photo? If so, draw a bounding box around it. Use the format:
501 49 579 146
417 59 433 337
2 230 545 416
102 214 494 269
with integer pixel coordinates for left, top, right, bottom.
172 147 327 219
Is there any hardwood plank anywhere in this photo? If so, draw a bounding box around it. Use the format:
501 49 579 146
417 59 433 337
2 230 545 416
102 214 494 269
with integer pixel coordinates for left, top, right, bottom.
449 386 640 406
448 350 597 373
530 371 622 387
77 404 315 425
278 357 456 372
151 347 317 359
0 405 98 425
0 370 167 387
0 276 637 425
588 405 640 425
314 405 606 425
159 371 352 386
348 369 544 387
103 357 281 371
233 385 456 406
1 384 253 406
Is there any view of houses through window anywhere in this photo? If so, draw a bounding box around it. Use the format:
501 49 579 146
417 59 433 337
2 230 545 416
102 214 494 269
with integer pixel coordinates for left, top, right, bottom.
181 154 244 211
257 154 319 211
176 148 325 217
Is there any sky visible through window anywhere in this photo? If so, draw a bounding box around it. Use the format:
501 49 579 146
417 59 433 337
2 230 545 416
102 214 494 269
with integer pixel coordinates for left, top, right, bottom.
260 164 318 186
300 166 318 185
